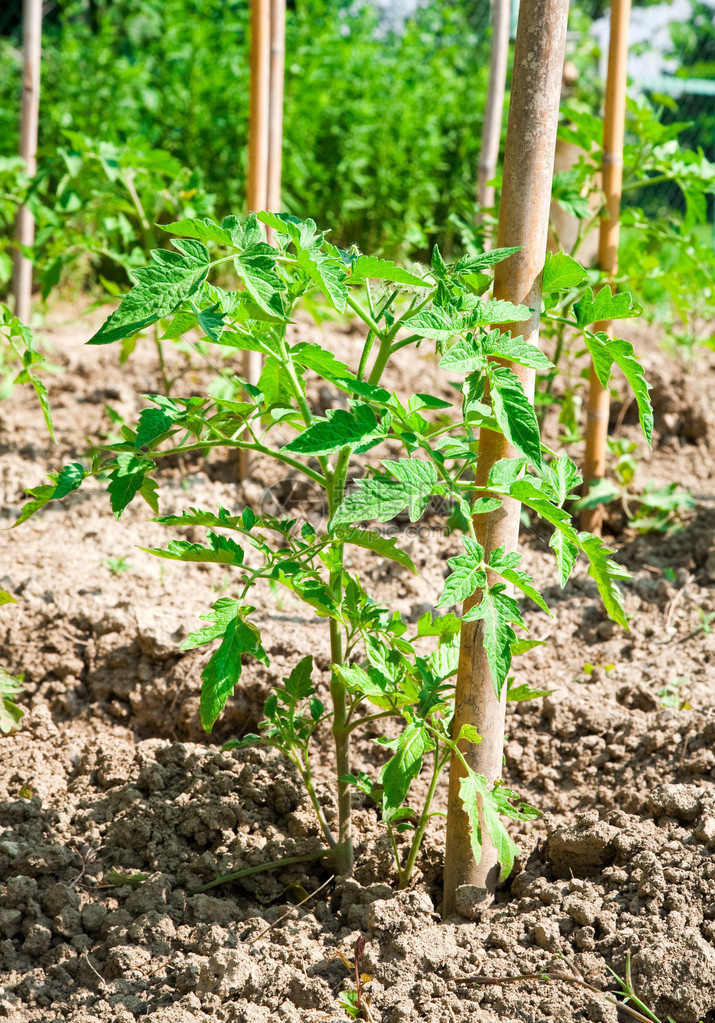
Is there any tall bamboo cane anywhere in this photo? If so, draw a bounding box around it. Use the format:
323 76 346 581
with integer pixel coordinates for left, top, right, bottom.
241 0 272 479
581 0 631 533
13 0 42 325
266 0 286 241
477 0 510 218
443 0 570 919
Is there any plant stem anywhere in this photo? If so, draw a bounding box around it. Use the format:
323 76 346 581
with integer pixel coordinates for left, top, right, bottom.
197 848 331 891
399 748 446 887
327 445 354 875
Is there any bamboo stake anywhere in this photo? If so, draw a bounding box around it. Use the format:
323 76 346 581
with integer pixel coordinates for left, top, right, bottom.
13 0 42 325
241 0 271 478
477 0 510 216
266 0 286 238
581 0 631 534
443 0 570 919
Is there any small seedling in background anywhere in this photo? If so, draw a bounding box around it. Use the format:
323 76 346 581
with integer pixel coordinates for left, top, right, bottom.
333 936 375 1022
657 678 691 711
104 556 133 575
583 661 615 678
695 607 715 636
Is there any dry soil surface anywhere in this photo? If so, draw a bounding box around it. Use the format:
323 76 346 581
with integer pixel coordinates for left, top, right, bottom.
1 302 715 1023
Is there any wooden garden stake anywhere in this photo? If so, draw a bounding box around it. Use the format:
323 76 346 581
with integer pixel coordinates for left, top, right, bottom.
443 0 570 919
266 0 286 237
13 0 42 325
581 0 632 534
477 0 510 217
241 0 272 478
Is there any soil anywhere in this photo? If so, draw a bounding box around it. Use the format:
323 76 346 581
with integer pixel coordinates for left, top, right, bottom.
1 299 715 1023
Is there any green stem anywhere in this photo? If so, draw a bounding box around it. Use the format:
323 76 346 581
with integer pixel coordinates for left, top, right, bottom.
346 293 383 339
357 328 376 381
398 748 447 888
151 439 326 487
196 848 331 892
153 322 171 395
300 752 338 850
327 445 353 876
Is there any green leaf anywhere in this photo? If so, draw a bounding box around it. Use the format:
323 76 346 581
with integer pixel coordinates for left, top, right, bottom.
0 667 24 734
583 332 653 445
437 537 486 608
283 655 314 701
141 532 245 566
439 335 485 373
578 532 630 629
574 286 643 329
200 612 268 731
348 255 424 287
488 365 543 469
0 591 17 609
283 405 387 456
15 462 86 527
481 333 553 372
88 243 211 345
332 460 440 525
234 244 286 318
290 342 350 378
488 546 551 615
380 722 432 822
182 598 240 650
541 251 589 294
160 217 235 246
507 680 554 702
108 454 155 518
550 531 578 587
296 247 348 313
548 456 582 505
459 771 520 880
337 527 417 574
462 584 525 698
453 247 521 272
134 406 179 450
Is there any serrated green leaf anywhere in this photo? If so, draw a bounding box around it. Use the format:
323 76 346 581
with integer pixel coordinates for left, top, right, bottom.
541 251 589 294
488 365 543 469
462 583 524 698
332 460 440 526
296 247 348 313
0 591 17 608
577 531 630 629
349 255 424 287
160 217 235 245
427 641 460 681
481 333 553 372
234 245 286 318
574 286 643 329
549 531 578 587
437 537 486 608
290 342 350 378
134 407 178 450
182 598 241 650
200 613 268 731
453 247 521 273
14 462 86 527
548 455 582 505
439 334 486 373
283 655 314 701
507 680 554 702
108 454 155 518
284 404 386 456
488 546 551 615
415 611 462 639
459 771 520 880
337 527 417 574
89 243 211 345
584 332 653 445
0 667 24 734
380 722 432 822
141 532 245 566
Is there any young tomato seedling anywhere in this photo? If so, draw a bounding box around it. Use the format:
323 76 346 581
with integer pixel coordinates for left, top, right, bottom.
17 214 652 884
